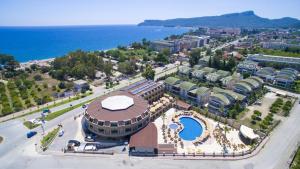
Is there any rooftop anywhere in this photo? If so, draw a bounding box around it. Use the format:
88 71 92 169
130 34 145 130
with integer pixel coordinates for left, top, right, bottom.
234 82 252 92
165 77 181 85
213 87 246 101
179 81 197 91
211 93 231 105
86 91 148 121
129 123 158 149
247 54 300 65
189 87 210 95
201 67 216 73
101 95 134 111
242 78 260 88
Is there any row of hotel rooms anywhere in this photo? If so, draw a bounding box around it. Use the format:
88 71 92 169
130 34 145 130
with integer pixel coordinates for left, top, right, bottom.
164 75 264 116
237 54 299 89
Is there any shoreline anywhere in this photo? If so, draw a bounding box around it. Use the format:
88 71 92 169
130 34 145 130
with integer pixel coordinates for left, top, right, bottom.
19 48 115 66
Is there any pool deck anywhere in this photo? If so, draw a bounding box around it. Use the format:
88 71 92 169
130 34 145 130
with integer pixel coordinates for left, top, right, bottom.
154 108 251 154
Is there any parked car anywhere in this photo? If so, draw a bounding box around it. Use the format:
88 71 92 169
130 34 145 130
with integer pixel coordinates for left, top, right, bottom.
68 140 81 146
58 130 64 137
82 104 87 109
26 131 37 138
84 135 95 142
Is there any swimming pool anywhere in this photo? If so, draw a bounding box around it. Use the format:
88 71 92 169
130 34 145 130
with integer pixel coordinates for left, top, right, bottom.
169 123 178 130
178 117 203 141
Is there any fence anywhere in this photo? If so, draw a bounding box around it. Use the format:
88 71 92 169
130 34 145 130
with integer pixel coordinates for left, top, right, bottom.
157 134 268 159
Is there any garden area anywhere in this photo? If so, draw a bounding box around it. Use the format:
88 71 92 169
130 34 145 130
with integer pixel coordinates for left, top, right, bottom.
0 77 56 117
290 146 300 169
41 127 60 151
270 98 294 116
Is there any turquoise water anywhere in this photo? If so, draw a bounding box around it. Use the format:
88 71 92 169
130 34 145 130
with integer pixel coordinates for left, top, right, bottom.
169 123 178 130
0 25 189 62
179 117 203 141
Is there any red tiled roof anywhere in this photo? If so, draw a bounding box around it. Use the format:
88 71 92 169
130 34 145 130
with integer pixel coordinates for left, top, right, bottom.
129 123 158 149
176 99 192 110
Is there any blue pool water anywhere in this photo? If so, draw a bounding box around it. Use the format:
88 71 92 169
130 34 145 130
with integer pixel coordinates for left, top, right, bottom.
179 117 203 141
169 123 178 130
0 25 189 62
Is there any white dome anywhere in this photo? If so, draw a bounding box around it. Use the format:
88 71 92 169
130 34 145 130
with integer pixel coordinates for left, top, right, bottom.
101 95 134 111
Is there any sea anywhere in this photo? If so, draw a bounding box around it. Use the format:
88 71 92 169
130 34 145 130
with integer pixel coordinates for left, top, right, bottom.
0 25 190 62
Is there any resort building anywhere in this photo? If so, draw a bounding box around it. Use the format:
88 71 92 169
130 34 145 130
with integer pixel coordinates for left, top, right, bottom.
164 77 181 94
241 78 261 91
274 68 299 88
212 87 247 105
150 40 176 53
255 67 276 83
208 93 232 116
121 79 165 104
191 69 207 81
84 80 165 138
178 66 192 77
232 76 264 96
84 91 151 138
237 60 259 75
205 70 231 83
247 54 300 70
233 82 253 96
191 67 216 81
164 77 210 107
220 73 242 90
248 76 264 86
187 87 211 106
73 80 89 92
179 81 197 98
208 87 247 115
129 123 158 156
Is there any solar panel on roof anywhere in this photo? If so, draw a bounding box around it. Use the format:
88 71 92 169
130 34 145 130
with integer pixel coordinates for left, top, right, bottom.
130 81 157 95
122 79 147 91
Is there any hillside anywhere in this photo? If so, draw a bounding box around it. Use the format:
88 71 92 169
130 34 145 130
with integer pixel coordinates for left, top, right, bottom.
138 11 300 28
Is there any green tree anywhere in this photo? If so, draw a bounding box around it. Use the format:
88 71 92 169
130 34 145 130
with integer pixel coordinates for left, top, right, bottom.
154 53 169 64
189 49 201 67
226 55 236 71
118 61 136 75
142 64 155 80
103 61 113 78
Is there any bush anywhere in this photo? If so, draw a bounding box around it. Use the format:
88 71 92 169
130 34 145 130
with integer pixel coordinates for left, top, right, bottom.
33 74 43 81
58 82 66 89
43 83 48 89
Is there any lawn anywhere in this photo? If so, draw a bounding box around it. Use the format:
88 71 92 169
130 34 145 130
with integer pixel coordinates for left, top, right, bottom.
41 127 60 150
44 98 92 121
23 121 41 129
291 147 300 169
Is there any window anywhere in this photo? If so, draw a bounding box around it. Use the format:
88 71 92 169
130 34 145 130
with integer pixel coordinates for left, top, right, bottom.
125 128 131 133
98 128 104 133
111 130 118 134
125 120 131 125
97 121 104 126
111 122 118 127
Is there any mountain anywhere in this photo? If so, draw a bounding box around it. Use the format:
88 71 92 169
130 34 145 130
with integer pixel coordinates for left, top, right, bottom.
138 11 300 28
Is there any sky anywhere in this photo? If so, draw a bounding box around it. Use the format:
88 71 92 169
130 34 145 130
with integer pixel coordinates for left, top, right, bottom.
0 0 300 26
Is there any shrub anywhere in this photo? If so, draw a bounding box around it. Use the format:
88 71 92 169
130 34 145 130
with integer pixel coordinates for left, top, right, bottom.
33 74 43 81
